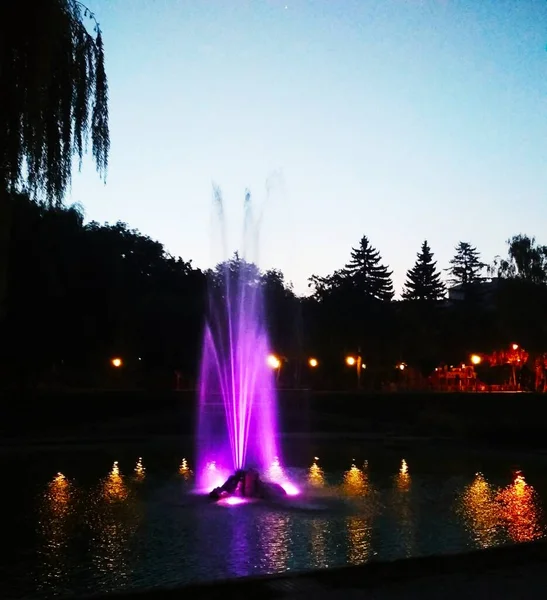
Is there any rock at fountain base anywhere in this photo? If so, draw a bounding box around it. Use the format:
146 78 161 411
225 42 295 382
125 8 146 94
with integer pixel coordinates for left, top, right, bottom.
209 468 287 501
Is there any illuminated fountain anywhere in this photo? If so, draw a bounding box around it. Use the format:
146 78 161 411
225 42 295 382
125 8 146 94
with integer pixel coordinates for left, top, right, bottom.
196 188 296 502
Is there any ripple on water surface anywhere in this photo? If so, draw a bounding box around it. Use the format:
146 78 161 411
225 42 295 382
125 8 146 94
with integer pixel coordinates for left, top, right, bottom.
2 453 546 599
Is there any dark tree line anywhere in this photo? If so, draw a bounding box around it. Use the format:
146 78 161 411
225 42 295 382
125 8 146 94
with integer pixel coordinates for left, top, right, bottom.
2 3 546 390
1 1 110 322
3 193 547 391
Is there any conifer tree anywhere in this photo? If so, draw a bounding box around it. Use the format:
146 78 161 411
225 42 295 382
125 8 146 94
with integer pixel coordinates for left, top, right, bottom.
402 240 445 301
446 242 485 286
344 235 394 301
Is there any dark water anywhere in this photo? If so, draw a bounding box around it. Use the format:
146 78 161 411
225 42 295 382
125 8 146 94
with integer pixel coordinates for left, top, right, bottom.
2 442 547 599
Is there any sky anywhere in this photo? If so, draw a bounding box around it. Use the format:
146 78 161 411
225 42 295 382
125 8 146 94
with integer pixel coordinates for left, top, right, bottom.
70 0 547 296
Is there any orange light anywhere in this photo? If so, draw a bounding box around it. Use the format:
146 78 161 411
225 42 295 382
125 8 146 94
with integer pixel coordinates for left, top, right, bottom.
346 356 356 366
266 354 281 369
111 357 123 368
512 343 519 351
308 357 318 368
471 354 482 365
397 363 406 371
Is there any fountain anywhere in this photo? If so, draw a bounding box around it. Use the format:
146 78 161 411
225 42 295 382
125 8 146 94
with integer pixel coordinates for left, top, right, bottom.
196 187 296 502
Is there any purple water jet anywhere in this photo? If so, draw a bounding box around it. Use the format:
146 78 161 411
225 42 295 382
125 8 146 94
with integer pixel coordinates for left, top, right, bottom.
196 188 295 498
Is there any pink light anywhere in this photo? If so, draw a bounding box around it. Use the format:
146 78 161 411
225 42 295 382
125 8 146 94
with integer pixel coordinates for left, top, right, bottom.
219 496 248 506
280 481 300 496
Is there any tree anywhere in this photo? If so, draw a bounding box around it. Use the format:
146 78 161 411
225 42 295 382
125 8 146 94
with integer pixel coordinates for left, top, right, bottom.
446 242 485 287
344 235 394 302
490 234 547 284
402 240 445 302
308 269 350 300
0 0 110 317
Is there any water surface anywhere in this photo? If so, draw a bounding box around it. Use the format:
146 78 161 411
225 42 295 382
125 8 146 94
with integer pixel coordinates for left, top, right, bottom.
3 443 546 599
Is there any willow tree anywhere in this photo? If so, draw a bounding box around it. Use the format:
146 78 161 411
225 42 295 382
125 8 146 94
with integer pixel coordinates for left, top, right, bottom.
0 0 109 317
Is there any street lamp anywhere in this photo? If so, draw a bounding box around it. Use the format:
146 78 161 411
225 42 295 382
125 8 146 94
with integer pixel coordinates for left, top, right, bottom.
346 352 363 388
470 354 482 365
308 357 318 368
266 354 281 369
111 357 123 368
397 362 406 371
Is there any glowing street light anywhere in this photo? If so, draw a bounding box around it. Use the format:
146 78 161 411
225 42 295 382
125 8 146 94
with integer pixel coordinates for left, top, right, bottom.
266 354 281 369
470 354 482 365
111 357 123 368
512 343 519 351
397 362 406 371
308 358 318 368
346 353 364 388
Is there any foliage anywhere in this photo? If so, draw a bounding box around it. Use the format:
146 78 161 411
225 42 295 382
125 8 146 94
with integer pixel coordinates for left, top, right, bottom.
402 240 445 302
3 197 547 391
446 242 486 287
0 0 109 200
490 234 547 284
344 236 394 302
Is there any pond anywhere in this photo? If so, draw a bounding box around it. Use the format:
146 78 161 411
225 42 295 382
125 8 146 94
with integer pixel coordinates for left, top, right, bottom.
2 441 546 599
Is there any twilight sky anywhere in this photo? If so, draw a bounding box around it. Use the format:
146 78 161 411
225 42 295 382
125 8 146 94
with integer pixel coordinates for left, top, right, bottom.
69 0 547 296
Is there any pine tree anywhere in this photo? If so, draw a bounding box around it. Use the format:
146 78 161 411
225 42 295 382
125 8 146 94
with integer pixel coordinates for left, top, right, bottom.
344 236 394 301
402 240 445 301
446 242 485 286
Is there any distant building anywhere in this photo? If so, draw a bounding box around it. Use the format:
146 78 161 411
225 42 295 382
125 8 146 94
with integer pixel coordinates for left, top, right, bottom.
447 278 503 309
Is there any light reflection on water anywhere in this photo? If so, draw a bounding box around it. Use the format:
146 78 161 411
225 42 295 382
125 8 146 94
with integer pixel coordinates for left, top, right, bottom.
179 457 193 480
392 459 415 557
308 457 325 487
459 471 543 547
259 513 291 572
86 462 142 592
24 456 547 599
342 462 369 497
37 473 77 592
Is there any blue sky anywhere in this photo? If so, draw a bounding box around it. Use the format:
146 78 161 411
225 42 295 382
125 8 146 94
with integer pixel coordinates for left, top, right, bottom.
70 0 547 295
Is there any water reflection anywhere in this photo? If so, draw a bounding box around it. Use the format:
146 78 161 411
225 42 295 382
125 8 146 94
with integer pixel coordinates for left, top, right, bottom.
37 473 76 591
134 457 145 481
26 453 547 599
342 462 369 496
460 473 500 549
342 462 373 563
179 458 193 480
101 461 129 502
259 513 291 572
227 515 251 578
87 462 142 591
460 471 543 548
308 457 325 487
346 515 372 565
497 472 543 543
396 459 410 493
309 518 329 568
390 459 415 557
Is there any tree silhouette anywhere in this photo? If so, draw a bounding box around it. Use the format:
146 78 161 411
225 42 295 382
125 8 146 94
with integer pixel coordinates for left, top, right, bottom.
4 191 547 392
402 240 445 302
490 234 547 284
344 236 394 302
0 0 110 318
446 242 485 287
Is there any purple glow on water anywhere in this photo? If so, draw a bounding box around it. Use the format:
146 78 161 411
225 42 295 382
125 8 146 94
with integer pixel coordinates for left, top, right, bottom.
196 190 290 492
280 481 300 496
218 496 249 507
